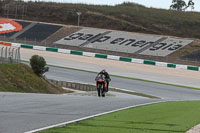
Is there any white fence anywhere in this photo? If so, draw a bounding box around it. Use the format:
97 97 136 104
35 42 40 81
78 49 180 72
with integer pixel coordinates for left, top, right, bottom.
0 45 21 63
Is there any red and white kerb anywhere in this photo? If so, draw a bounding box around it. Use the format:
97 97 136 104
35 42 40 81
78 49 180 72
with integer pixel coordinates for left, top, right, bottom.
0 19 22 34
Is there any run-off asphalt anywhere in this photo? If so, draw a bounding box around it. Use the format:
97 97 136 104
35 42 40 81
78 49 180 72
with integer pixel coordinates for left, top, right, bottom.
0 92 161 133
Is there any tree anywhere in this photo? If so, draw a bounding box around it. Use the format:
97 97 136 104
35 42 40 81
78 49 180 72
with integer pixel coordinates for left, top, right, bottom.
170 0 194 11
30 55 49 77
187 0 195 10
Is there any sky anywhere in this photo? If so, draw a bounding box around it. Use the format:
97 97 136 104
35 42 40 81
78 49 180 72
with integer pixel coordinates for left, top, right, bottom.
24 0 200 12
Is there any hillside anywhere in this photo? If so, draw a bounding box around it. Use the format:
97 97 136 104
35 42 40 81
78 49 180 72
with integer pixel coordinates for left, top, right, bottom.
0 63 69 94
1 1 200 39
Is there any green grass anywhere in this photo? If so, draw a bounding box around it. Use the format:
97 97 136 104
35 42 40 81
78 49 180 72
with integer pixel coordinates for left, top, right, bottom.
0 63 69 94
40 101 200 133
16 62 200 132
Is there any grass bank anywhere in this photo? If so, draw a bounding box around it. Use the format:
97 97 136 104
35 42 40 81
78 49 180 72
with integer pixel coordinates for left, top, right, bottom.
1 1 200 38
40 101 200 133
0 63 69 94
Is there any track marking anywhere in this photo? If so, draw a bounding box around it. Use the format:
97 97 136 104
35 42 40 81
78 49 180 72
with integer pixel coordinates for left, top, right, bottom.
24 100 166 133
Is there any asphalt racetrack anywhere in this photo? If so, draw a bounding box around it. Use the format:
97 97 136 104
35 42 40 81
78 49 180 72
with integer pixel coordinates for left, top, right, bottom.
1 48 200 133
45 66 200 100
0 92 162 133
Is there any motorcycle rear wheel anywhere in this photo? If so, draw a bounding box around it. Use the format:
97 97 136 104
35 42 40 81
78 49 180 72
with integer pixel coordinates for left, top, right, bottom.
97 83 105 97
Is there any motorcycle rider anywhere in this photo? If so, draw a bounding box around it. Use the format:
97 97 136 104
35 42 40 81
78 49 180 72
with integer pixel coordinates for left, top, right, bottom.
97 69 111 92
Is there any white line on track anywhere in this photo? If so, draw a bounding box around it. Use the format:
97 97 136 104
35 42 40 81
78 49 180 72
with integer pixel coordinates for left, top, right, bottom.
24 100 166 133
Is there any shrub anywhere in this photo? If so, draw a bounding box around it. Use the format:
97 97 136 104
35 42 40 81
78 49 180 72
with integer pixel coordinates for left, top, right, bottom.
30 55 49 77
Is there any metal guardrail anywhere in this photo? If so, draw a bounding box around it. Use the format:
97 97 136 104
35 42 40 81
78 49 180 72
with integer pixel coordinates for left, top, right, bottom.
6 42 200 71
48 79 97 91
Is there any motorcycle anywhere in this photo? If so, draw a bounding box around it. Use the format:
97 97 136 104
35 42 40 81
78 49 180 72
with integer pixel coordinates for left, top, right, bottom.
95 74 107 97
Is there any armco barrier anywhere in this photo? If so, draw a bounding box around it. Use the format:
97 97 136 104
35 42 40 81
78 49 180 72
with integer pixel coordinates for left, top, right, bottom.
33 46 46 51
119 57 132 62
4 42 200 72
176 65 187 70
11 43 21 47
70 50 83 55
95 54 107 59
58 49 71 54
187 66 199 71
83 52 96 57
167 64 176 68
21 44 33 49
132 58 144 64
46 47 58 52
144 60 156 65
107 55 120 60
48 79 96 91
156 62 168 67
0 41 11 46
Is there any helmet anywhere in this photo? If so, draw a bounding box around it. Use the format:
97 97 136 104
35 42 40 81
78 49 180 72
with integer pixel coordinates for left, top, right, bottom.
101 69 106 73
